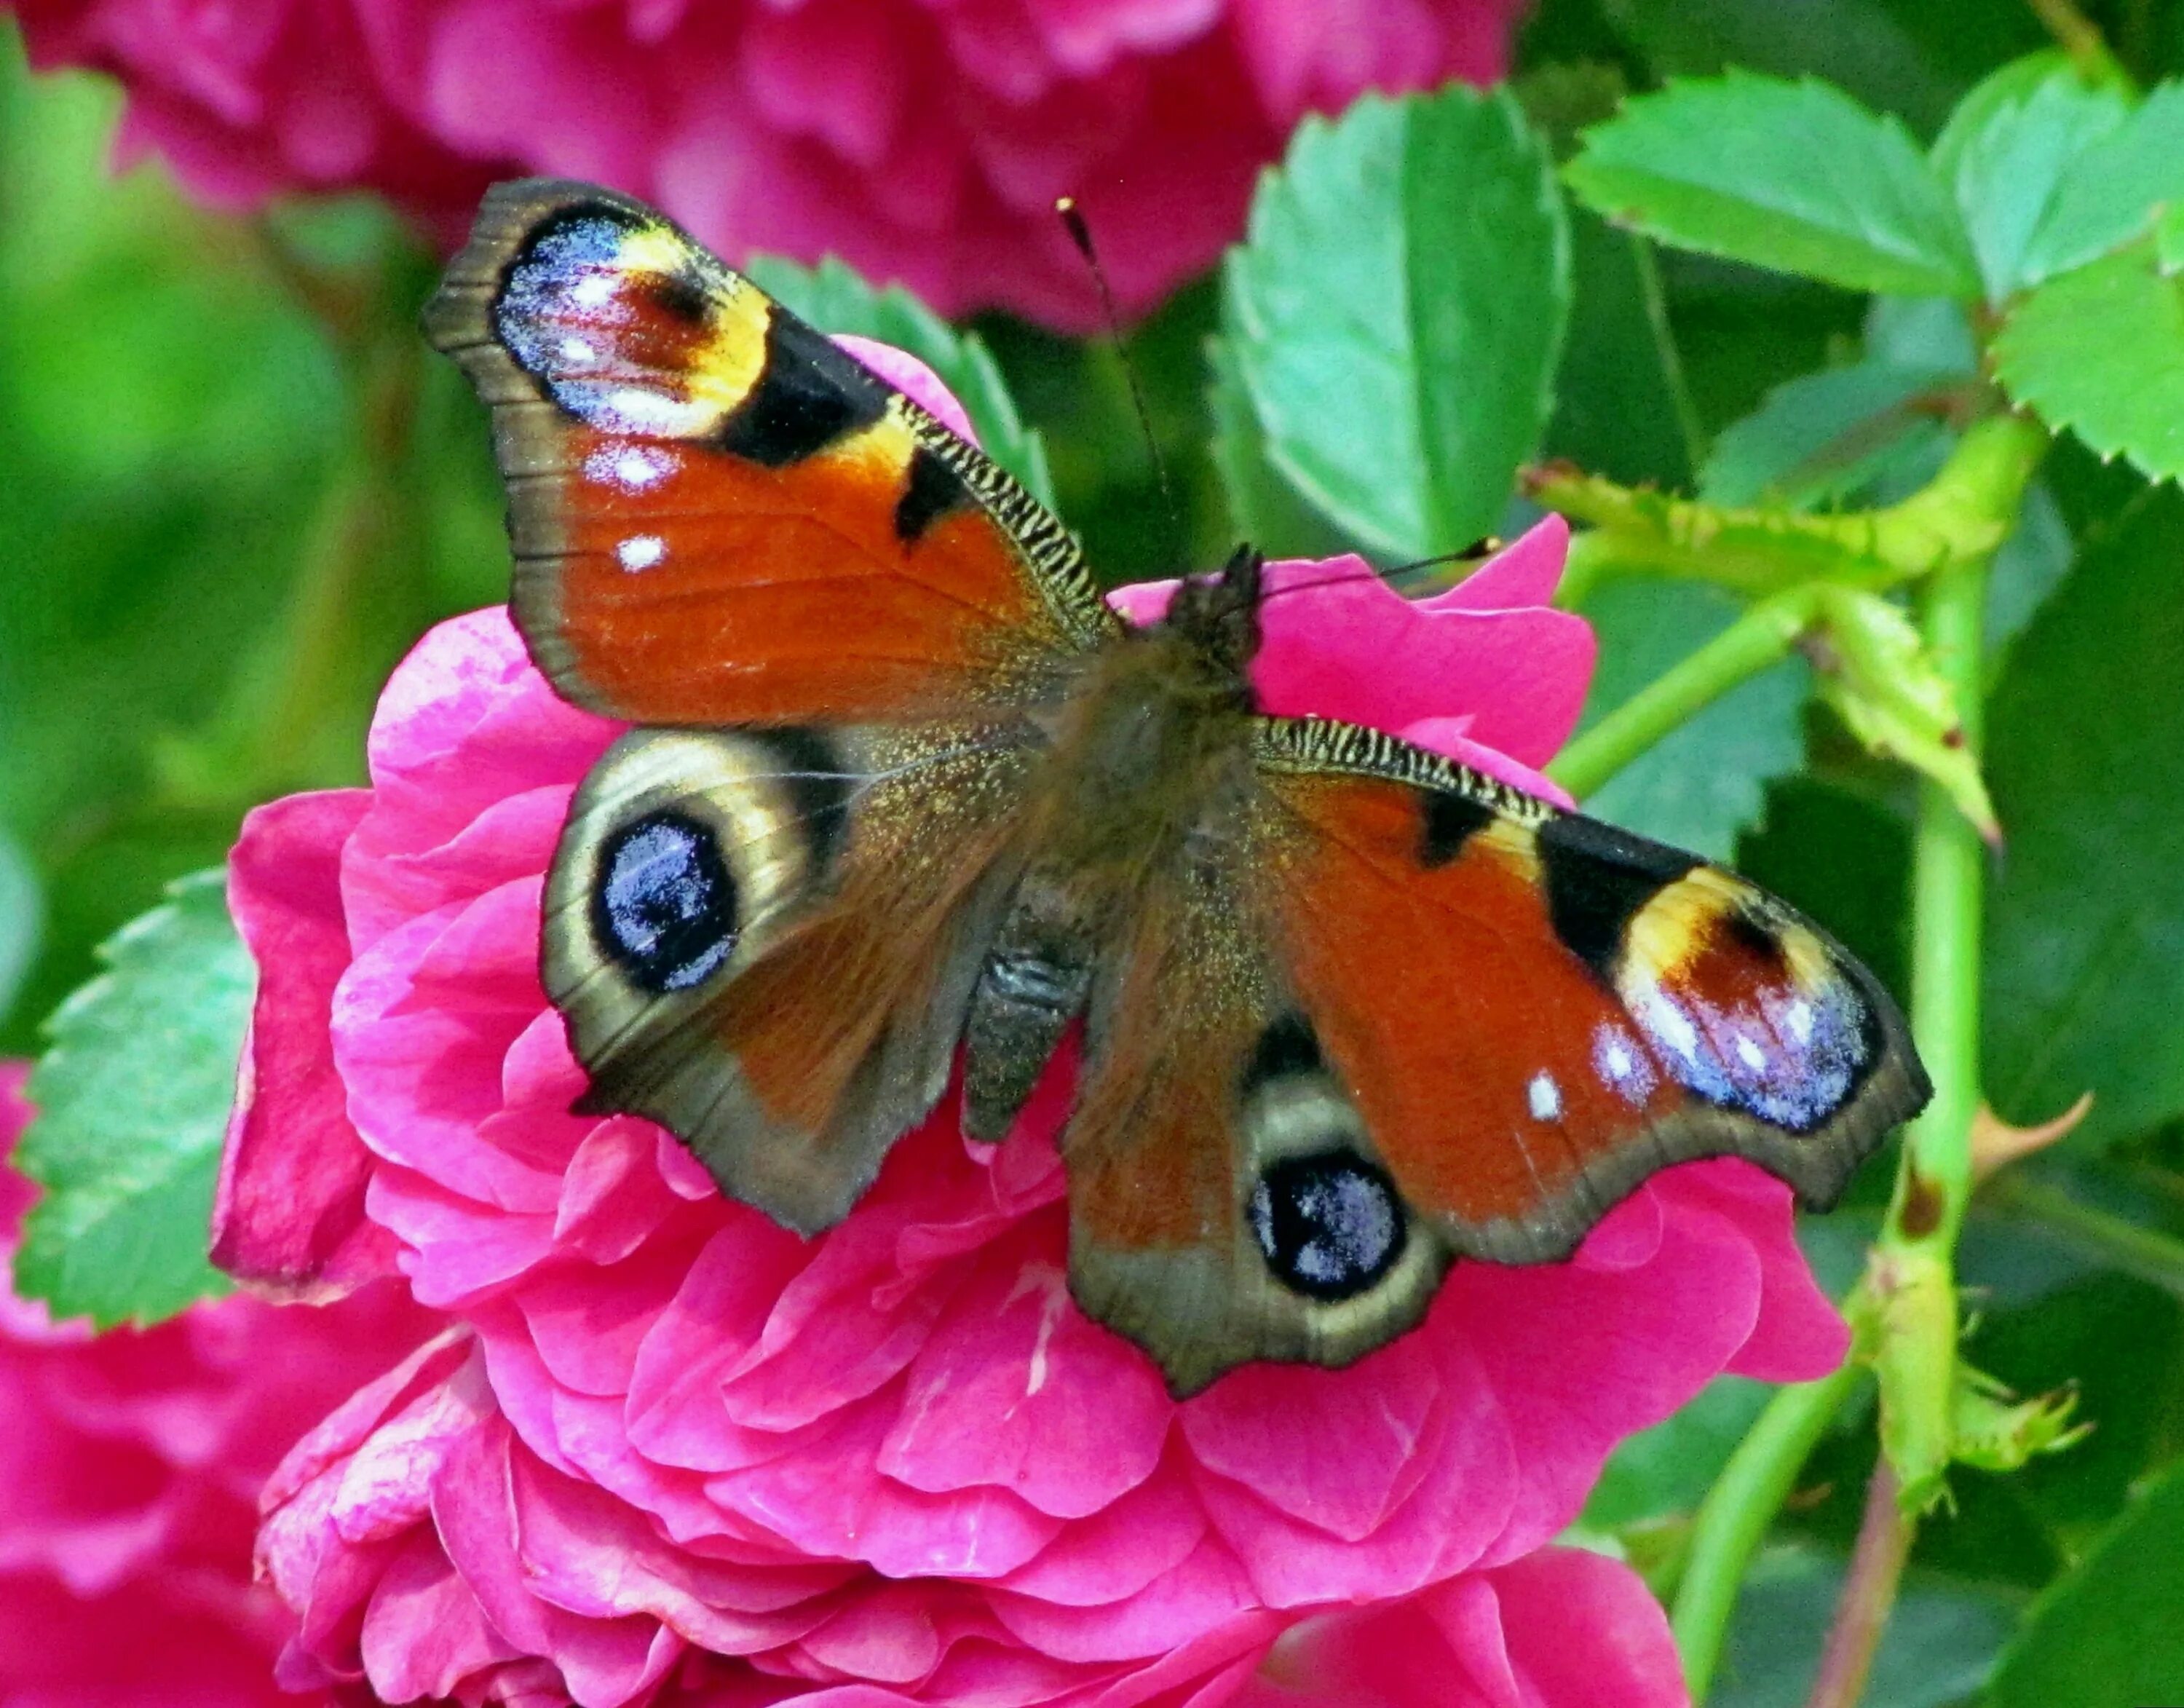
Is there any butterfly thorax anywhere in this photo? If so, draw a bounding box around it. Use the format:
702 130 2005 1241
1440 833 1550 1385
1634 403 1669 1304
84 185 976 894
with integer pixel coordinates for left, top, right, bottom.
1034 555 1262 862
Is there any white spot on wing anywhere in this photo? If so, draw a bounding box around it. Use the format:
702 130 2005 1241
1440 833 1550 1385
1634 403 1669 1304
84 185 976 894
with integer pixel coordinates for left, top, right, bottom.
584 443 678 493
570 272 617 309
1642 989 1701 1063
597 387 711 435
1527 1071 1562 1122
558 335 598 364
1735 1034 1768 1072
617 534 666 572
1784 998 1815 1044
1591 1022 1658 1106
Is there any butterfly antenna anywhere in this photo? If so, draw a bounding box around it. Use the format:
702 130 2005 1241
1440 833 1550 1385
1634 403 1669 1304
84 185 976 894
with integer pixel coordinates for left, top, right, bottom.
1249 539 1508 609
1057 196 1182 544
1384 537 1503 588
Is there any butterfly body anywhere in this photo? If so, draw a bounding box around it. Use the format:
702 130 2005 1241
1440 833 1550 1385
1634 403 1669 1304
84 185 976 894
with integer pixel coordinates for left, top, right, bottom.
429 179 1931 1397
968 553 1272 1140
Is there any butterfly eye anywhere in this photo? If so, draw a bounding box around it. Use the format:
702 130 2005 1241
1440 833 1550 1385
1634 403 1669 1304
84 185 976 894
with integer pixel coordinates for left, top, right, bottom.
1249 1151 1406 1300
590 810 740 993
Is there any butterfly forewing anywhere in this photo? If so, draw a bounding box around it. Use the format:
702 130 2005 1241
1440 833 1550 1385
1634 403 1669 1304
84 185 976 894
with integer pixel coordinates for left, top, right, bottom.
1245 721 1923 1270
424 178 1117 730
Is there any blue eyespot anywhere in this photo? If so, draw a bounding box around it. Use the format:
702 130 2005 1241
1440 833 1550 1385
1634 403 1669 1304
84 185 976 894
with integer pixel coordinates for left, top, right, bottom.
591 810 739 993
1249 1151 1405 1300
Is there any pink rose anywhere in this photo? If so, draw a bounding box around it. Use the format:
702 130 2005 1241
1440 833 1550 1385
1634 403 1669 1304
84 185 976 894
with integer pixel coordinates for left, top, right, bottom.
214 344 1832 1703
0 1061 434 1707
13 0 1527 325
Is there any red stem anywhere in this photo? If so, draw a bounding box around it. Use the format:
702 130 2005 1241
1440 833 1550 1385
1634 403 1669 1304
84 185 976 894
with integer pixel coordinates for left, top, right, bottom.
1804 1463 1915 1708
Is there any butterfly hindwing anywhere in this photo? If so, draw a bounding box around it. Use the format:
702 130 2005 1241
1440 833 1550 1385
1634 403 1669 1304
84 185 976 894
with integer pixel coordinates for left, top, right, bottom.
543 721 1033 1233
1059 718 1924 1395
424 178 1118 730
1062 858 1452 1398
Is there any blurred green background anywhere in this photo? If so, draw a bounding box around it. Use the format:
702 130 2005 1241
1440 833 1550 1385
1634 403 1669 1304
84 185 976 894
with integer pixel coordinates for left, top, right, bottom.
9 2 2184 1701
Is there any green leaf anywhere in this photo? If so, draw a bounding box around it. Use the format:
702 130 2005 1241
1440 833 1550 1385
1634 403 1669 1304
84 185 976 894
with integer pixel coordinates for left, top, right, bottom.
1699 360 1956 508
1563 72 1979 297
1987 1458 2184 1708
1864 293 1978 371
1573 579 1810 859
1993 244 2184 483
1544 210 1698 489
1205 323 1350 561
743 254 1056 508
2159 201 2184 274
1930 52 2129 301
1224 87 1570 561
1814 587 1999 841
2019 81 2184 287
14 869 248 1326
1584 1377 1772 1528
1712 1545 2019 1708
1985 489 2184 1154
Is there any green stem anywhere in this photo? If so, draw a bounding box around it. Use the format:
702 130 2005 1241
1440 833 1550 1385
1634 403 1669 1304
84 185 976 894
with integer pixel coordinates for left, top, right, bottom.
1805 526 1996 1703
1884 550 1992 1256
1527 413 2046 599
1673 1362 1866 1701
1546 588 1817 799
1987 1175 2184 1302
2024 0 2129 82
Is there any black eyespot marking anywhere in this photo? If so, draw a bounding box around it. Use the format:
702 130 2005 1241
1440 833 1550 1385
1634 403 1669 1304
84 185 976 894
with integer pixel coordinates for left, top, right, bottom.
643 264 713 327
742 727 855 875
591 810 740 993
1538 814 1700 984
717 311 889 467
1243 1012 1322 1091
894 444 971 543
1420 791 1494 868
1249 1151 1406 1301
1723 906 1785 965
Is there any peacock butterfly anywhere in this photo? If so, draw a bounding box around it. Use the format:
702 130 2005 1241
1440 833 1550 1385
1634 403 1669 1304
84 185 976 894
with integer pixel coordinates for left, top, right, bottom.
424 180 1928 1397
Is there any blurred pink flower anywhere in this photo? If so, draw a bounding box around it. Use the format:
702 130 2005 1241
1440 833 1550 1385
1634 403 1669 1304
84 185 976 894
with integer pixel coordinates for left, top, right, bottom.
12 0 1527 325
0 1061 432 1708
213 346 1829 1703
